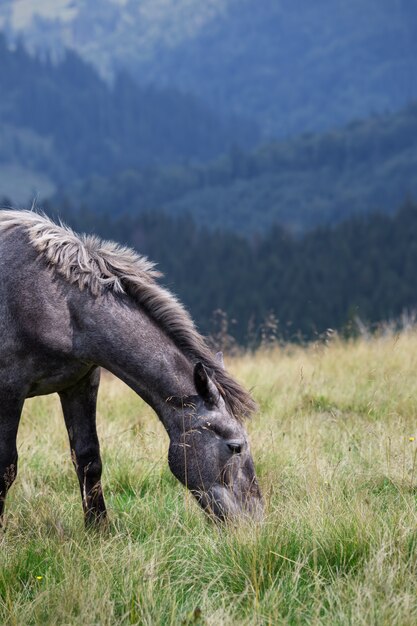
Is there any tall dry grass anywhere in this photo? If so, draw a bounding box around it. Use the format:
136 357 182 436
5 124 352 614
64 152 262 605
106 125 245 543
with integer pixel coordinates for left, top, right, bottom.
2 332 417 624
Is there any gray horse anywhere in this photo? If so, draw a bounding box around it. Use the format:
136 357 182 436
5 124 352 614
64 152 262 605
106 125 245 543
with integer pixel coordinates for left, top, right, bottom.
0 210 262 526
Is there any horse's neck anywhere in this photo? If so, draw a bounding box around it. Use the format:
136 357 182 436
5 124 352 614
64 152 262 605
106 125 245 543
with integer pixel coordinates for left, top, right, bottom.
84 295 195 415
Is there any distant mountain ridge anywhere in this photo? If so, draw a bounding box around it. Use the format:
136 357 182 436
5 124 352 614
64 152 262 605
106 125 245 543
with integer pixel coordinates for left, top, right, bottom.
133 0 417 137
2 0 417 137
0 33 258 202
0 0 229 78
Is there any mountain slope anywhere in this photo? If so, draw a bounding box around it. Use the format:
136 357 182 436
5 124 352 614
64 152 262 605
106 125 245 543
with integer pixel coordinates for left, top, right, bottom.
0 33 258 200
3 0 417 137
56 101 417 234
0 1 227 73
134 0 417 137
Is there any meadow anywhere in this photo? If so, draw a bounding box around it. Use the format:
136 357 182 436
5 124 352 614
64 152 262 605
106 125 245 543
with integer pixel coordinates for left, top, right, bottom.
2 331 417 625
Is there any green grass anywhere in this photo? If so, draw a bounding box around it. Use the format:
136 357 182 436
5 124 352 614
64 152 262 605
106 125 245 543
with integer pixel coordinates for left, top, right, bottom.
2 333 417 624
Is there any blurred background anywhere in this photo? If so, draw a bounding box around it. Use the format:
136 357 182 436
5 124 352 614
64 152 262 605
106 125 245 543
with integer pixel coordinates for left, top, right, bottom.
1 0 417 346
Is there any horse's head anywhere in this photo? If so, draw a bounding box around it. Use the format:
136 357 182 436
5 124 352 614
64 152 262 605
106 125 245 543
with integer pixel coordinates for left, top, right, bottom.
167 357 263 522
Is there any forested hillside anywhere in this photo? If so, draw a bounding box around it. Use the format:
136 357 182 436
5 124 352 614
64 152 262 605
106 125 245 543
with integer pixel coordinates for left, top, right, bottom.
0 34 258 200
57 102 417 234
4 0 417 137
32 198 417 344
134 0 417 136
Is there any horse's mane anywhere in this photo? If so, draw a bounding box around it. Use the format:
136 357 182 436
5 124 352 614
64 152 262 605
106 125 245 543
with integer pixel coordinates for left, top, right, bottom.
0 209 256 421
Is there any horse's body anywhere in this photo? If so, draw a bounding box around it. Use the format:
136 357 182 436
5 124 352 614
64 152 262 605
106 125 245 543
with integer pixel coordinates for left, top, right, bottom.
0 210 262 524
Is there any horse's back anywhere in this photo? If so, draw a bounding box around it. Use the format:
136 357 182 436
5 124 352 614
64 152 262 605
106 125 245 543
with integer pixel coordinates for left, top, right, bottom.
0 226 64 333
0 226 88 396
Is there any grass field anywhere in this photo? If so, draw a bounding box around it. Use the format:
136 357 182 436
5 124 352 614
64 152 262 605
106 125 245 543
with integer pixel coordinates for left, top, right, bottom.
2 332 417 625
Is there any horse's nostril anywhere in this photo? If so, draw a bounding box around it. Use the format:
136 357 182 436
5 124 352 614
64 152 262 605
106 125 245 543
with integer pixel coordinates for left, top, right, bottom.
227 442 242 454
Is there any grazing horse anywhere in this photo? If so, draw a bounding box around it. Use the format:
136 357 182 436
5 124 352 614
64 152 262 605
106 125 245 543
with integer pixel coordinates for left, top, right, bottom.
0 210 262 526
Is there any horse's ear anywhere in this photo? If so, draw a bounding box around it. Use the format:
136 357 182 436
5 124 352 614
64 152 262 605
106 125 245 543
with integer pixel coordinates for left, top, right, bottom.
216 351 225 369
194 362 219 405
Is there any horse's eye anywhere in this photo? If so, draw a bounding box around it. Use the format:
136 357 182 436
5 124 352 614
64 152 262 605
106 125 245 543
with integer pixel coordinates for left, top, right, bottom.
227 442 242 454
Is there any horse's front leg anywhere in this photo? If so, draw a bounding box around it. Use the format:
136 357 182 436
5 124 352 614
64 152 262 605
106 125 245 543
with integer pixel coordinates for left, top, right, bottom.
0 392 23 526
59 367 107 527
